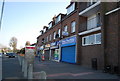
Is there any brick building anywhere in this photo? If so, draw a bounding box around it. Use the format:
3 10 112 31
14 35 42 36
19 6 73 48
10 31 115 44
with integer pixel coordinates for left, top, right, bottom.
36 1 120 74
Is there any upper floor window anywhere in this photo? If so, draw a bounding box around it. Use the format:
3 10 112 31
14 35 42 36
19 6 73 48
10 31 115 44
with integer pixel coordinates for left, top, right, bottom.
95 33 101 44
42 38 44 44
49 34 52 41
87 0 98 7
64 26 68 32
87 13 101 30
55 15 61 24
67 3 75 15
48 22 52 29
43 28 46 33
58 29 61 37
46 36 48 42
40 30 43 35
82 33 101 46
71 21 76 33
53 32 56 39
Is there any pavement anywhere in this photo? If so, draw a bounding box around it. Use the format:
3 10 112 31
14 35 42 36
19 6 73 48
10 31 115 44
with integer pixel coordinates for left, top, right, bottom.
1 54 120 81
33 57 120 80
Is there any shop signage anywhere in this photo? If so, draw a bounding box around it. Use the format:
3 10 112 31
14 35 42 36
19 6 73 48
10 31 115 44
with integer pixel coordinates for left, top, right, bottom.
50 41 59 46
44 44 50 50
50 46 59 49
45 44 50 48
44 48 49 50
50 42 57 46
61 36 76 45
62 31 69 36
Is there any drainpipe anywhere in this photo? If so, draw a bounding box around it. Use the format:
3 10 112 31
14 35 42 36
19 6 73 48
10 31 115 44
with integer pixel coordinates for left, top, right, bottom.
117 2 120 75
101 2 107 70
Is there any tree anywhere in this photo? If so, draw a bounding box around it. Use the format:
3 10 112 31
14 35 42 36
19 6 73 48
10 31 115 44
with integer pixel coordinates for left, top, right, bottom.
9 37 17 53
25 41 30 46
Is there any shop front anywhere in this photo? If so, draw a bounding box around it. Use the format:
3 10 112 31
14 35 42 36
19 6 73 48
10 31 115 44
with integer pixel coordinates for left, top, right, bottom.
50 41 60 62
60 36 76 64
44 44 50 61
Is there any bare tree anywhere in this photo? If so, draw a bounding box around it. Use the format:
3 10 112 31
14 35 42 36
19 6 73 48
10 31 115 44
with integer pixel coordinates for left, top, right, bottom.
9 37 17 53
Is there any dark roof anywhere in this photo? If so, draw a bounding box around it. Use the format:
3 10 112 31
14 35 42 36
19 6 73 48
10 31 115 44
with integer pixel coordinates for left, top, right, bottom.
66 2 74 9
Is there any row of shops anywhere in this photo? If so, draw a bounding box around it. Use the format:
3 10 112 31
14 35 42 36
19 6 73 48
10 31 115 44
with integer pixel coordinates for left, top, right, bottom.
36 36 76 63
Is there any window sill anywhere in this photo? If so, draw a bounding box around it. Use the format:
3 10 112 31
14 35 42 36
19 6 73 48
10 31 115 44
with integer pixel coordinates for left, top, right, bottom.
82 43 101 46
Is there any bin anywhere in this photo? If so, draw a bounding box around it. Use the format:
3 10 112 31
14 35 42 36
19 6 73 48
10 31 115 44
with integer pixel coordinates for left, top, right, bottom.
91 58 97 70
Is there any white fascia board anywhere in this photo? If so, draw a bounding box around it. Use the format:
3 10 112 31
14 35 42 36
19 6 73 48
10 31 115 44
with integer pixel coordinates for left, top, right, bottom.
78 27 101 36
105 7 120 15
79 1 101 15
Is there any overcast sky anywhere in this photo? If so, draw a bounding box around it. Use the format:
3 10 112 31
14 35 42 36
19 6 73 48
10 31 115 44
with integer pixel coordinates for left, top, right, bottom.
0 1 70 49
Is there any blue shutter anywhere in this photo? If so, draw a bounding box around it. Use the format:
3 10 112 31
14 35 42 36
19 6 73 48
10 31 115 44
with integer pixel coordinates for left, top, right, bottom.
61 45 76 63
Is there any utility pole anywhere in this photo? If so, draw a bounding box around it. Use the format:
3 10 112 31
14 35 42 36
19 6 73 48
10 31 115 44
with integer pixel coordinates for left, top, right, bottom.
0 0 5 30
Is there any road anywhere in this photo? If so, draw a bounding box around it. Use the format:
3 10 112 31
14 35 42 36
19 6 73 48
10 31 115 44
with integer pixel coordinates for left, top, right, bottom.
2 54 24 80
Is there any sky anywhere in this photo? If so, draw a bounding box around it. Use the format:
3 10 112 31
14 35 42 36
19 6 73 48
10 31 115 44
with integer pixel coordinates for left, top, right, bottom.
0 1 70 49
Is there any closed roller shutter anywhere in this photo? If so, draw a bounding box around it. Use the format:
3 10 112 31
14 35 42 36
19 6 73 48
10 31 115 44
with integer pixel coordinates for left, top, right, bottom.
61 45 76 63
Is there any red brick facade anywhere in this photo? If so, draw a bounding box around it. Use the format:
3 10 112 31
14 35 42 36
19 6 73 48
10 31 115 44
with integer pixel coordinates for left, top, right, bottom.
36 2 120 74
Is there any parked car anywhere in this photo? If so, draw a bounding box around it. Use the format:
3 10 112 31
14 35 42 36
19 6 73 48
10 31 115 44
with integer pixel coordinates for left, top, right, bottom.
6 53 15 58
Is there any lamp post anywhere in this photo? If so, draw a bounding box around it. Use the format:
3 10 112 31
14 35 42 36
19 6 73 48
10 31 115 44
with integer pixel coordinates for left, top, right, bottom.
0 0 5 30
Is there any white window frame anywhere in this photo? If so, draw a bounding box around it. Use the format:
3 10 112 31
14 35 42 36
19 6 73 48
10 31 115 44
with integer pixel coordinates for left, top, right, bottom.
64 26 68 32
46 36 48 42
53 32 56 39
71 21 76 33
49 22 52 29
95 33 101 44
55 15 61 24
67 3 75 15
87 0 98 6
43 28 46 33
49 34 52 41
89 34 95 45
82 33 101 46
82 36 90 46
58 29 61 37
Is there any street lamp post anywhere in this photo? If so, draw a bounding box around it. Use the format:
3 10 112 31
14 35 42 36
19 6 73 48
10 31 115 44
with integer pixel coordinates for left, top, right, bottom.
0 0 5 30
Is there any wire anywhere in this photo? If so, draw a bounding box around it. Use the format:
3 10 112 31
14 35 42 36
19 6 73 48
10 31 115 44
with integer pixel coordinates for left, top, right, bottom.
0 0 5 30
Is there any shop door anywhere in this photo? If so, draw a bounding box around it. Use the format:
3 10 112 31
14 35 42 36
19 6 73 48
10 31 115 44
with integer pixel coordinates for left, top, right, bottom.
61 45 76 63
44 50 49 60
